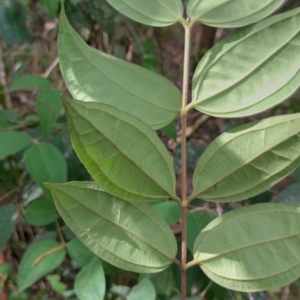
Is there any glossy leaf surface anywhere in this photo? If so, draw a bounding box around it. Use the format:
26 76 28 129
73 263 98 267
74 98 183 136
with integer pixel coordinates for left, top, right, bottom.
24 143 67 198
58 5 181 129
64 97 177 202
187 0 285 28
75 258 105 300
106 0 183 27
190 114 300 202
127 278 156 300
17 240 66 291
0 131 31 158
186 8 300 118
194 203 300 291
46 181 177 273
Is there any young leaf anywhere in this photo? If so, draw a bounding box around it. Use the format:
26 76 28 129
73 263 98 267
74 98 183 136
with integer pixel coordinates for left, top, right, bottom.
190 114 300 202
0 131 32 158
36 90 62 137
185 8 300 118
17 240 66 291
9 75 51 91
58 5 181 129
74 257 105 300
106 0 184 27
187 0 285 28
127 278 156 300
46 181 178 273
0 205 17 249
24 143 67 198
63 96 178 202
193 203 300 291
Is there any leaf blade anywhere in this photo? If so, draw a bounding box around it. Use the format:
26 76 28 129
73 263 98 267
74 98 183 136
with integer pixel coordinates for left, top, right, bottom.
58 5 181 129
64 96 177 202
46 181 178 273
187 0 285 28
191 114 300 202
194 203 300 291
106 0 184 27
187 8 300 118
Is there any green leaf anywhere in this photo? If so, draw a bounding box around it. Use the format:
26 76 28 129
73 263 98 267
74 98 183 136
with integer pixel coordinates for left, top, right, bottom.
185 8 300 118
58 5 181 129
46 181 178 273
9 75 51 91
274 184 300 205
160 121 177 140
41 0 60 18
190 114 300 202
187 0 285 28
186 212 212 252
106 0 184 27
67 238 95 267
63 96 178 202
24 198 58 226
193 203 300 292
0 131 32 158
46 274 67 293
128 278 156 300
24 143 67 197
152 201 181 225
17 240 66 291
75 257 105 300
0 205 17 249
0 1 31 46
36 90 62 137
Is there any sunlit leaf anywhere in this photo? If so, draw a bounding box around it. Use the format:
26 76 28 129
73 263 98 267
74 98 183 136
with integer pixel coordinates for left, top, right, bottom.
46 181 178 273
106 0 184 27
17 240 66 291
185 8 300 118
63 96 178 202
58 5 181 129
190 114 300 202
0 131 32 158
75 257 105 300
193 203 300 291
187 0 285 28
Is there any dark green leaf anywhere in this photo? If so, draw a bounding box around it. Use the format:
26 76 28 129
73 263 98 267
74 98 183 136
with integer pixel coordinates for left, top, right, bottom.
274 184 300 205
9 75 51 91
67 238 95 267
128 278 156 300
41 0 60 17
0 205 17 249
0 131 32 158
17 240 66 291
152 201 181 225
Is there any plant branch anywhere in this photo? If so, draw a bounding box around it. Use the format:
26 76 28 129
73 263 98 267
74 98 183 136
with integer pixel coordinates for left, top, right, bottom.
181 18 192 300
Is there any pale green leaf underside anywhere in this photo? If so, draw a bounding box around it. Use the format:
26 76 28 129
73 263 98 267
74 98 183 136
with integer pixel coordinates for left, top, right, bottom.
58 5 181 129
106 0 184 27
188 8 300 118
194 203 300 292
190 114 300 202
47 181 177 273
187 0 285 28
63 96 177 202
